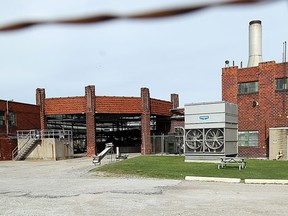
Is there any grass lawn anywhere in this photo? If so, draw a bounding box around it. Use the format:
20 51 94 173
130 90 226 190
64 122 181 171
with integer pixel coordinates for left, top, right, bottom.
91 155 288 180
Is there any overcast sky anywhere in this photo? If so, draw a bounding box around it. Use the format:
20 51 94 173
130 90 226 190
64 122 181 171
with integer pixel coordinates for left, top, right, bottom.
0 0 287 106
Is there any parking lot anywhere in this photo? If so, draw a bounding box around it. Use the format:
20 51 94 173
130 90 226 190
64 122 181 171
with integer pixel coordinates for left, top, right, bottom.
1 156 288 216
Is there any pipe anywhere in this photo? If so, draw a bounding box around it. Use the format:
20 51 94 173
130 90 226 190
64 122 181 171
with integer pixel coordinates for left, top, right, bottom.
6 100 9 136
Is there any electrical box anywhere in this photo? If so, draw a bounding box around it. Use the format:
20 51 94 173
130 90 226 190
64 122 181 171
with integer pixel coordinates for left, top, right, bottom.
269 128 288 160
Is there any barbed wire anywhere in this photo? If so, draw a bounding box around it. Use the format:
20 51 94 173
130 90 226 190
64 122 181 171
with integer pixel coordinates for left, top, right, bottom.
0 0 274 32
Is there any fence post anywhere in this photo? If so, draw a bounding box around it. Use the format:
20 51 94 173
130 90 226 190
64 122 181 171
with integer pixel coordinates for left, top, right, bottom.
161 133 165 155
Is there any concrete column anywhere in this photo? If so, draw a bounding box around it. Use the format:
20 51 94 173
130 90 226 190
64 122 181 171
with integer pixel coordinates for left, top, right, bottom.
85 85 96 157
36 88 47 130
141 87 151 155
171 93 179 109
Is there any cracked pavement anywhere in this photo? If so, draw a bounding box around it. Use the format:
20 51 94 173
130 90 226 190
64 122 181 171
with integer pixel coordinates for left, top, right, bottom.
1 156 288 216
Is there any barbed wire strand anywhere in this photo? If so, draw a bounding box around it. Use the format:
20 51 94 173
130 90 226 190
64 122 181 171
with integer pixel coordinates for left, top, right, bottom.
0 0 273 32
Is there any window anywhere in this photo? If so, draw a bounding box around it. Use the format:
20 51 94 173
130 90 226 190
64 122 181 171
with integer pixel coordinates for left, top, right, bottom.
0 112 4 126
275 78 288 90
9 112 16 126
238 81 259 94
238 131 259 147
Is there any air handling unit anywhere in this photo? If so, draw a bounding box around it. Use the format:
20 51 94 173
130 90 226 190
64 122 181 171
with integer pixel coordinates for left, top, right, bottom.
184 101 238 161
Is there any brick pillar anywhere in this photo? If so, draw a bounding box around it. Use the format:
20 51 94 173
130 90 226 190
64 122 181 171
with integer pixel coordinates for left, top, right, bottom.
36 88 47 130
141 87 151 155
171 93 179 109
222 66 238 104
85 85 96 157
259 61 277 157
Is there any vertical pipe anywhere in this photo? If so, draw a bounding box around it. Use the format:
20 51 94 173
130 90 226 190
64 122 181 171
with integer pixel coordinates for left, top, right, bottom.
6 100 9 136
116 147 120 158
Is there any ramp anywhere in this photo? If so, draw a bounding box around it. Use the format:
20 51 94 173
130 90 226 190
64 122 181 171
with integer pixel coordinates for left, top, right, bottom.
92 143 114 165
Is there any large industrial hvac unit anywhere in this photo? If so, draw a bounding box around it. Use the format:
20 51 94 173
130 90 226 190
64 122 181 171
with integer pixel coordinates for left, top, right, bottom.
184 101 238 161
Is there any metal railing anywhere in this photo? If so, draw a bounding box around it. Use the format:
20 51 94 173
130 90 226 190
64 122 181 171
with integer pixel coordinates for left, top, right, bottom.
17 129 73 140
12 130 40 160
151 134 183 155
13 129 73 160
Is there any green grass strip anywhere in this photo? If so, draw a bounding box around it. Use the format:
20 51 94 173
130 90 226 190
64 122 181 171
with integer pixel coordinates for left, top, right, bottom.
91 156 288 180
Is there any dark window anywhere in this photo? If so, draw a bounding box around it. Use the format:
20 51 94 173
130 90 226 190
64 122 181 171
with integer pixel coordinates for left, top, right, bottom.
9 112 16 126
238 82 258 94
275 78 288 90
238 131 259 147
0 112 4 126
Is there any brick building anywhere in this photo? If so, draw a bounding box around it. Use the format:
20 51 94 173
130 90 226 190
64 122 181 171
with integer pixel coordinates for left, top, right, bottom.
0 100 40 160
1 86 180 160
222 61 288 158
36 86 180 157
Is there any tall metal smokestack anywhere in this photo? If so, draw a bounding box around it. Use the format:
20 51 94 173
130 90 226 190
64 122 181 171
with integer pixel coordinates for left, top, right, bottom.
247 20 263 67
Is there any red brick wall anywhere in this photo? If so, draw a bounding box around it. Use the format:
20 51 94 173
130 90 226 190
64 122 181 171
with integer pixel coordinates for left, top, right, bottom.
45 97 86 115
0 100 40 160
96 96 142 114
45 96 173 116
0 138 17 160
170 119 184 133
222 61 288 158
0 100 40 134
222 66 238 104
171 94 179 109
151 99 173 116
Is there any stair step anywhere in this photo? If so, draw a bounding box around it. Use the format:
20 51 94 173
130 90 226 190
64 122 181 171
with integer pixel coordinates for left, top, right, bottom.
14 139 39 161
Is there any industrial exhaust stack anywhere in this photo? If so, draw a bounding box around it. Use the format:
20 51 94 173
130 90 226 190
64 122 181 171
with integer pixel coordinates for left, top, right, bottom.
247 20 263 67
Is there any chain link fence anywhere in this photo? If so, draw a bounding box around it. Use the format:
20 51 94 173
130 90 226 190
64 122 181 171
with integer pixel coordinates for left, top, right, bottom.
150 134 183 155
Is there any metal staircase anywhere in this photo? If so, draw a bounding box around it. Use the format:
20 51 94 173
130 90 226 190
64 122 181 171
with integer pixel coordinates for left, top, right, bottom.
12 130 41 161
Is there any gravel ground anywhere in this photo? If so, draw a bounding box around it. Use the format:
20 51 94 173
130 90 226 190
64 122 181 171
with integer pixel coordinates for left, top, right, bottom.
1 155 288 216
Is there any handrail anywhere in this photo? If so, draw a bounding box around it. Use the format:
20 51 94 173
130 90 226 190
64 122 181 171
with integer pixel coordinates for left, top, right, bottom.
17 129 73 139
13 129 73 160
12 130 39 159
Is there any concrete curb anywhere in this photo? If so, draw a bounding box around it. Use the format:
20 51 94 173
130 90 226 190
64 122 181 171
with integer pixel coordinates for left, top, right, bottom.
245 179 288 184
185 176 288 185
185 176 241 183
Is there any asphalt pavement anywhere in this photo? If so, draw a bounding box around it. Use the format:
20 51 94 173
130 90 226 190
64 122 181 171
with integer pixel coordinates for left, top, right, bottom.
1 155 288 216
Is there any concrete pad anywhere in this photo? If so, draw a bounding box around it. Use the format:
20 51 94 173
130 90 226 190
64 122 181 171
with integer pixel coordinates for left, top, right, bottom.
185 176 241 183
245 179 288 184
